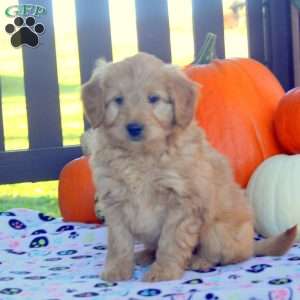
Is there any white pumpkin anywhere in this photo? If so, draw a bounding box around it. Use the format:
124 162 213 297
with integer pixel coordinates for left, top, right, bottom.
246 154 300 241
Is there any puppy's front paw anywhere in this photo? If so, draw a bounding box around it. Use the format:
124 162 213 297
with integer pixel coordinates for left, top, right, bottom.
135 249 155 266
143 262 183 282
189 256 214 272
101 265 133 282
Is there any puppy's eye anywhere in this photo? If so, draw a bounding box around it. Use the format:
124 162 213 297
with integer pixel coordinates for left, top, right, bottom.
114 96 124 105
148 95 160 104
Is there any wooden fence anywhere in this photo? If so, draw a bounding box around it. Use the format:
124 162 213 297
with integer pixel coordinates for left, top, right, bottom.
0 0 296 184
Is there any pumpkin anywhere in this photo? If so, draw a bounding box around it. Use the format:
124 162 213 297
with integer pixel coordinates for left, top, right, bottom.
274 88 300 153
58 156 99 223
246 154 300 241
185 58 284 187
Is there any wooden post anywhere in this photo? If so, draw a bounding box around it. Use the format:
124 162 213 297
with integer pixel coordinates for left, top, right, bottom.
291 4 300 86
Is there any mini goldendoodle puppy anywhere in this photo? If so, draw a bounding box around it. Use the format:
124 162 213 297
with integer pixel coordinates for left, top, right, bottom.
81 52 296 282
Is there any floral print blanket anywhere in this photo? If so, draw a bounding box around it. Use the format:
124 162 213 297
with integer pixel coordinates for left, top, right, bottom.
0 208 299 300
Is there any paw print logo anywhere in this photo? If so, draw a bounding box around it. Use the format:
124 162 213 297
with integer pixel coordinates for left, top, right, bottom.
56 225 74 233
205 293 219 300
137 289 161 297
38 212 55 221
193 267 217 273
94 282 118 288
9 218 26 230
24 275 46 280
0 212 16 216
288 256 300 261
93 245 106 251
6 249 26 255
67 288 77 293
183 278 203 284
246 264 272 273
57 249 77 256
0 288 22 295
69 231 79 239
5 16 44 48
31 229 47 235
29 236 49 248
269 278 292 285
73 292 99 298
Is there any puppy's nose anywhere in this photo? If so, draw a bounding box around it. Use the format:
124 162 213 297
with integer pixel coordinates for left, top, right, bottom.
126 122 144 140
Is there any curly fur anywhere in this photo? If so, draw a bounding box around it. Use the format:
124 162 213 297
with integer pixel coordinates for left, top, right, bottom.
81 53 297 282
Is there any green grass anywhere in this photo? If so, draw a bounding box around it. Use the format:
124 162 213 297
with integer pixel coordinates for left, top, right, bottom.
0 181 60 217
2 75 80 97
2 75 83 150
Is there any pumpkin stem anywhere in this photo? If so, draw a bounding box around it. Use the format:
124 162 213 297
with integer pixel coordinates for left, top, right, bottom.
192 32 217 65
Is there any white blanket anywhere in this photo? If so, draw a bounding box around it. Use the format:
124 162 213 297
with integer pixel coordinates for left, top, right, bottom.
0 208 299 300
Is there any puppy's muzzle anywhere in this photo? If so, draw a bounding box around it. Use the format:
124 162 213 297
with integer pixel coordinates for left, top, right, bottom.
126 122 144 141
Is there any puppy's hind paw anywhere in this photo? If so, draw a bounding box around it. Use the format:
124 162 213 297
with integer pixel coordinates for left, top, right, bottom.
101 266 133 282
189 256 215 272
143 262 183 282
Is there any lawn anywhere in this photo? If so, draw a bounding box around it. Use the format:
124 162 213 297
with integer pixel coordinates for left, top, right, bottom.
0 0 248 217
0 181 59 216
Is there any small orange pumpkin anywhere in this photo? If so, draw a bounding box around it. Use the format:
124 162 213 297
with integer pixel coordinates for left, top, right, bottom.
274 88 300 154
58 156 99 223
185 58 284 187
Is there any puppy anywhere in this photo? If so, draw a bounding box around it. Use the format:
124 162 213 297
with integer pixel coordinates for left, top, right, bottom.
81 52 297 282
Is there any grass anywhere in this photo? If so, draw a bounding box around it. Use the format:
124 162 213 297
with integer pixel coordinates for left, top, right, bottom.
1 75 82 150
0 181 59 216
0 0 248 217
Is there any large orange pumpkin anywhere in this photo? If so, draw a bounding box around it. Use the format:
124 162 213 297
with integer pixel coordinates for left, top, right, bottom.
58 156 99 223
185 58 284 187
274 88 300 154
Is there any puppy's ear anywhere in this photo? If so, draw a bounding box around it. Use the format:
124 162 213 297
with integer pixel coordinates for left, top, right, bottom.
164 66 199 128
81 60 107 128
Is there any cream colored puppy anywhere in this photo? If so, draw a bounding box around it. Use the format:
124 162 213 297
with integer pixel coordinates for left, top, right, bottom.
81 53 296 282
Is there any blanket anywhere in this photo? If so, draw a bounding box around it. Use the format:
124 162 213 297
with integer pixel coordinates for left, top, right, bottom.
0 208 299 300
